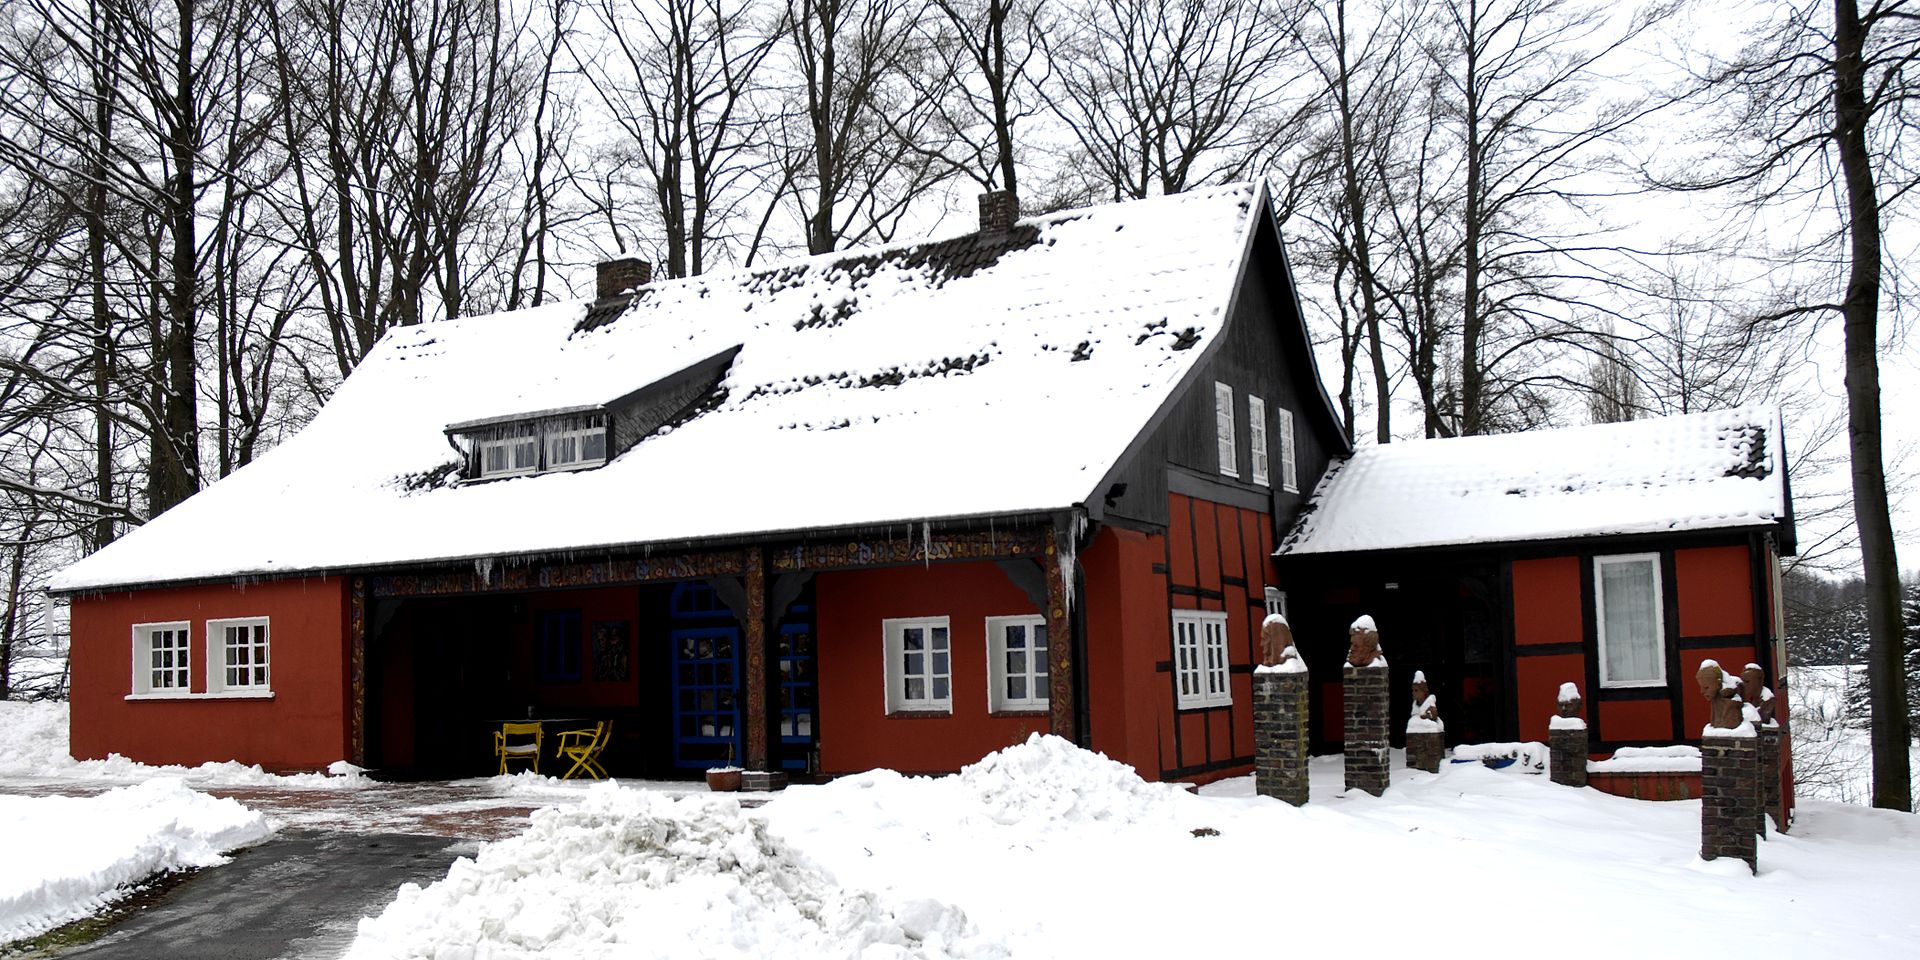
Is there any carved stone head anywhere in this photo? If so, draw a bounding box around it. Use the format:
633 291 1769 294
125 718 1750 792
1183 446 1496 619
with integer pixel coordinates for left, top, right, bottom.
1346 617 1382 668
1556 682 1583 719
1259 616 1297 668
1741 664 1775 724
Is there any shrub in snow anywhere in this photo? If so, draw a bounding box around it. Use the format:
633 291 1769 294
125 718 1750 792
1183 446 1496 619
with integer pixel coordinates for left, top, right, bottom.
345 784 1003 960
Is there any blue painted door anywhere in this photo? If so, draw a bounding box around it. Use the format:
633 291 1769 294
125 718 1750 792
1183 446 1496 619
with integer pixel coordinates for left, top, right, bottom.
668 584 740 769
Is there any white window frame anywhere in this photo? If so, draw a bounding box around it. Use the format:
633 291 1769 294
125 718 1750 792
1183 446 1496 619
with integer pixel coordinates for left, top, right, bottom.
545 413 608 472
1594 553 1666 689
1214 381 1238 478
985 614 1049 713
1263 587 1288 620
1249 395 1270 487
1171 610 1232 710
1277 407 1298 493
883 617 952 714
477 422 539 479
130 621 192 698
206 617 273 697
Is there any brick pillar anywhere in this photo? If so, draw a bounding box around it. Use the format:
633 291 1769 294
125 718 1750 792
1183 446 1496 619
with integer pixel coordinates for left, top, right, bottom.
1254 670 1310 806
1405 728 1443 773
1549 721 1588 787
1701 733 1760 874
1343 663 1390 796
1760 725 1784 834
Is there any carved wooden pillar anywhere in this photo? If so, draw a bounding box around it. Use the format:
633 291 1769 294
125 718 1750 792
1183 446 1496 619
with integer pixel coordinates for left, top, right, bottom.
349 576 367 767
743 548 769 771
1045 525 1077 742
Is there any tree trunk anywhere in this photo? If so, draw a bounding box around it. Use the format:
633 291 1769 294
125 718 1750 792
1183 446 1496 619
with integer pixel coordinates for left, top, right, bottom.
1833 0 1910 812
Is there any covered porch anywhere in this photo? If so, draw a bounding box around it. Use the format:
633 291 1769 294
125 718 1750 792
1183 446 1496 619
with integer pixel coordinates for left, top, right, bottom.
348 522 1079 782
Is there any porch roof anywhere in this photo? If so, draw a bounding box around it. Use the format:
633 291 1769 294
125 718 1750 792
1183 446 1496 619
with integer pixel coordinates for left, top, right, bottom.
53 186 1264 593
1275 407 1790 556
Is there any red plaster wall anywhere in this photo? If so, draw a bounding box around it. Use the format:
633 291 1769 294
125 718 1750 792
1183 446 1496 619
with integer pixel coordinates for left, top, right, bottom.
1598 699 1673 743
69 577 349 771
814 561 1049 775
1082 527 1170 779
1514 653 1585 742
1589 771 1699 801
1512 557 1581 645
1675 546 1753 638
520 586 641 711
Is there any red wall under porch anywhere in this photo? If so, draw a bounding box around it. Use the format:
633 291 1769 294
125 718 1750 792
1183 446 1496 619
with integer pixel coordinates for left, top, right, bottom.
814 561 1051 775
69 577 350 771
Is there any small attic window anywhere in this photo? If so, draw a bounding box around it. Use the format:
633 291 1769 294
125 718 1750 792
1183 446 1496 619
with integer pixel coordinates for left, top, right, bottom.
547 413 609 471
477 422 538 478
459 412 609 481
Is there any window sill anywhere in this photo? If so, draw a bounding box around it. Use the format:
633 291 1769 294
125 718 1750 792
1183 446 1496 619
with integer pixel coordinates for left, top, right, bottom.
1599 679 1666 690
885 708 953 719
1175 701 1233 712
989 708 1050 718
124 691 276 702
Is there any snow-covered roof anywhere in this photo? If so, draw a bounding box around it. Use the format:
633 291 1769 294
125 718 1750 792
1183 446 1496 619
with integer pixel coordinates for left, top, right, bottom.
54 185 1266 592
1276 407 1789 556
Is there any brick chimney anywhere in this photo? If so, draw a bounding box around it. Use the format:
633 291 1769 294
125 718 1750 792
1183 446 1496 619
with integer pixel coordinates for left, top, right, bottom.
595 257 652 298
978 190 1019 233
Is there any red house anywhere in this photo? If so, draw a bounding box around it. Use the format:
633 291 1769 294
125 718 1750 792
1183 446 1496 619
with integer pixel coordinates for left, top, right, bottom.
49 185 1795 789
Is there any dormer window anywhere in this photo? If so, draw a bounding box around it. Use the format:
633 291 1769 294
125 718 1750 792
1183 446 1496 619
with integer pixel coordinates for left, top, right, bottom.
453 410 610 481
547 414 608 471
477 422 539 478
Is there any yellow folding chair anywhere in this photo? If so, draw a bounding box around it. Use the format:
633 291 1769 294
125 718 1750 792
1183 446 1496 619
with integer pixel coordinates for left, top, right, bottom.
555 720 612 780
495 721 544 775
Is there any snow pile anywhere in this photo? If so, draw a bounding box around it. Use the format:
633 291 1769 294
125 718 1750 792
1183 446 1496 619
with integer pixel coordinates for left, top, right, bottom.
956 734 1185 827
345 785 1002 960
0 778 271 944
1590 746 1701 774
0 700 362 788
1549 715 1588 730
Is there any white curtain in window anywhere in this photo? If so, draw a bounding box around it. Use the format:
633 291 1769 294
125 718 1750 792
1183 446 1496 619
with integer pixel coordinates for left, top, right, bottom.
1601 559 1660 683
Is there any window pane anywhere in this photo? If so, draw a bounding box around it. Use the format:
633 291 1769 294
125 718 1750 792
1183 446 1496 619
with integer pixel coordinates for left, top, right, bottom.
932 677 949 700
1006 625 1025 649
1007 650 1026 675
931 627 948 649
1008 676 1027 700
932 652 949 675
905 677 925 701
904 652 924 675
1033 623 1048 652
903 628 923 651
583 433 606 461
1602 560 1661 683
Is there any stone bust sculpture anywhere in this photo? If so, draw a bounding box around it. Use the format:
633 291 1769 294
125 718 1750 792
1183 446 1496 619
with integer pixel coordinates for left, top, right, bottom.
1409 672 1439 723
1258 615 1302 669
1697 660 1746 730
1346 616 1383 668
1556 682 1583 719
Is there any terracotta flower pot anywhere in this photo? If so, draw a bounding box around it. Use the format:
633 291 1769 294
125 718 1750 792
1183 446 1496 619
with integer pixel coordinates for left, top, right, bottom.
706 767 743 792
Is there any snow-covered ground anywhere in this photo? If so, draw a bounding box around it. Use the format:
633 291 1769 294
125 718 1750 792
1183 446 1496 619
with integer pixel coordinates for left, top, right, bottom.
346 734 1920 959
7 698 1920 957
0 778 271 944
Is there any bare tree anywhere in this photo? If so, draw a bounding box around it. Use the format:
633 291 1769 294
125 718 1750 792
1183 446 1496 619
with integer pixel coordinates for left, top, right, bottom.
1666 0 1919 810
774 0 953 255
1043 0 1305 201
581 0 781 276
906 0 1048 196
1427 0 1674 435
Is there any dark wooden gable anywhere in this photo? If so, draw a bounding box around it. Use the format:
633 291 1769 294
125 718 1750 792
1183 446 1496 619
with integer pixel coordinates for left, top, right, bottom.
1090 194 1350 538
